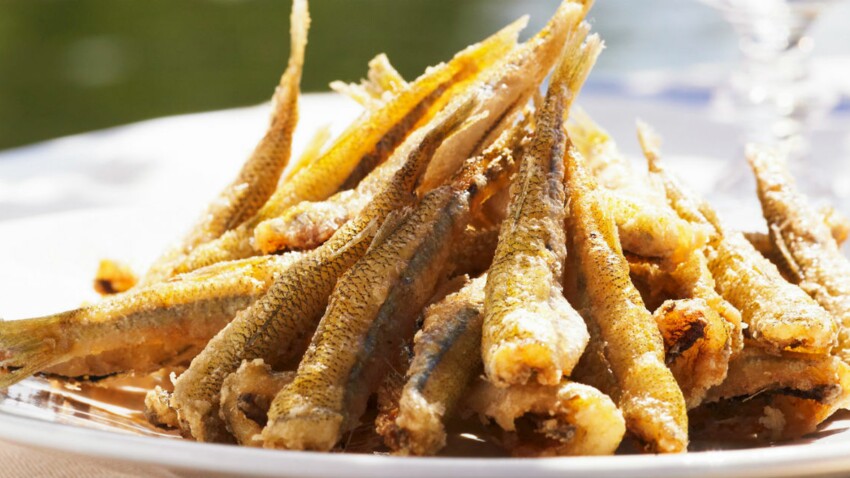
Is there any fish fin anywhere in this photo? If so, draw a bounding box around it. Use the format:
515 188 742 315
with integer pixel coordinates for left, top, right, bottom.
0 311 74 388
370 206 414 250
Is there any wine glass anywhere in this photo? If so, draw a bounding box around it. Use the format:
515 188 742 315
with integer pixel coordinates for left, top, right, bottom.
699 0 843 199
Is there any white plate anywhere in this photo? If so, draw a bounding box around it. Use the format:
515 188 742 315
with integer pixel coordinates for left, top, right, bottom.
1 92 850 477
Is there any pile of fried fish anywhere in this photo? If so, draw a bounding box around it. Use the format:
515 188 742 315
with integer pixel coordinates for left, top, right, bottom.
3 0 850 456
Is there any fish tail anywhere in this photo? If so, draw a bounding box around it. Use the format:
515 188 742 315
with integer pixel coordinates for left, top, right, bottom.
567 107 611 157
551 20 603 112
0 311 75 388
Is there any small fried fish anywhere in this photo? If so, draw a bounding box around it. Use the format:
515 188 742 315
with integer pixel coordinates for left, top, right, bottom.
564 140 688 453
0 254 302 388
482 16 600 387
748 146 850 362
168 98 478 443
262 123 513 451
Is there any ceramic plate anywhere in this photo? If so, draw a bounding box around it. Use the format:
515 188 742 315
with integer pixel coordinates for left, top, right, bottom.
1 92 849 477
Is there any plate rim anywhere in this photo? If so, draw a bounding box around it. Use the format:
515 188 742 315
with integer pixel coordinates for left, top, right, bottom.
2 410 850 478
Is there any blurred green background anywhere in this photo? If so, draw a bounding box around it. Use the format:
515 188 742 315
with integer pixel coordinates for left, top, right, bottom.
1 0 848 151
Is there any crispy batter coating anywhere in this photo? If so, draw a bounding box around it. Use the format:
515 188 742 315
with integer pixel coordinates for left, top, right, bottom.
745 206 848 268
379 275 486 456
602 192 708 264
164 20 522 277
564 142 688 453
464 378 625 456
449 225 500 278
483 16 599 387
636 122 837 357
220 360 294 447
748 146 850 362
567 112 710 264
0 254 302 388
254 189 364 253
652 299 731 408
168 98 477 443
668 251 742 352
708 232 837 355
93 258 138 295
140 0 310 286
263 120 513 451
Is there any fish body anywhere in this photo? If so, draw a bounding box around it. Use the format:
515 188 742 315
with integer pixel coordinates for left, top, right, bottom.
263 185 470 451
252 7 572 257
748 147 850 361
377 275 486 456
564 141 688 453
261 113 517 451
482 17 599 387
0 254 302 388
465 378 625 456
168 98 477 443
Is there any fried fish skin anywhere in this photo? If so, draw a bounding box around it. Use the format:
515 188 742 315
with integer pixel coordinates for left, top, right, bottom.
220 360 294 447
465 378 625 456
602 192 708 264
0 254 302 388
564 144 688 453
263 189 469 451
261 124 513 451
708 232 837 355
652 299 731 409
636 122 837 357
165 20 522 277
748 146 850 361
139 0 309 286
482 19 600 387
168 98 477 443
378 275 486 456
